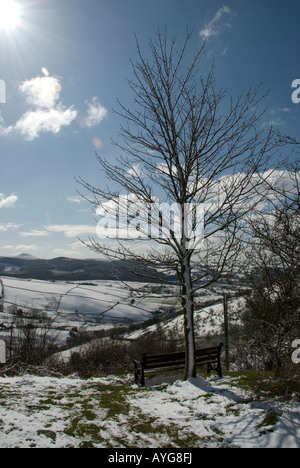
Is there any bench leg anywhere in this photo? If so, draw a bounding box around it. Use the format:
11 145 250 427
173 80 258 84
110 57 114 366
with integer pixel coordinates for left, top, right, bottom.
141 368 145 387
133 360 141 385
141 353 146 387
133 360 146 386
207 363 223 378
217 353 223 377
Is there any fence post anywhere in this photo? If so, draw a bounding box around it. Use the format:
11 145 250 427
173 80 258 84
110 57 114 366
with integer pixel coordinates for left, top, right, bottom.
0 279 4 313
223 293 230 371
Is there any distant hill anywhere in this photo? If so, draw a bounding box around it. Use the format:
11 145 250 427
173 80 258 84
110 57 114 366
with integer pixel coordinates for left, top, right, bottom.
0 255 170 282
15 253 37 260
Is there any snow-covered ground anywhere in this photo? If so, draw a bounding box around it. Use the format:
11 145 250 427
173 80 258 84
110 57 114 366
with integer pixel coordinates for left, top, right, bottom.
126 298 242 339
0 277 178 334
0 275 241 344
0 275 245 358
0 373 299 448
0 275 298 449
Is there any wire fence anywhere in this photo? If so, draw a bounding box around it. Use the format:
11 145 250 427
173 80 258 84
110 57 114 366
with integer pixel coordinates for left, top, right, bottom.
0 279 159 324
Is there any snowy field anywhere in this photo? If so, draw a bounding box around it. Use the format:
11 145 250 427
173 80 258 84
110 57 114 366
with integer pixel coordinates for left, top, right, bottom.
0 276 298 449
0 373 299 448
0 276 178 331
0 276 238 345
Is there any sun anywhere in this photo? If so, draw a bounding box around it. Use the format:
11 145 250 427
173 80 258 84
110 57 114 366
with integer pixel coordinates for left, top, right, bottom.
0 0 20 31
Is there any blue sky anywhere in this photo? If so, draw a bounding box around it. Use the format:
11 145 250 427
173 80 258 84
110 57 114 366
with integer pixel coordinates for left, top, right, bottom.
0 0 299 259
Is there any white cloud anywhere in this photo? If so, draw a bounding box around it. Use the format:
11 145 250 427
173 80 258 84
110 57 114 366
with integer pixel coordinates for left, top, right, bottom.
46 224 96 238
0 71 108 141
13 105 78 141
0 71 107 140
200 6 233 40
263 108 295 128
0 193 18 208
79 97 107 128
53 241 87 258
0 73 78 141
13 74 78 140
127 164 144 178
67 196 81 204
0 222 22 231
20 229 49 237
19 75 62 109
86 97 107 126
3 244 38 252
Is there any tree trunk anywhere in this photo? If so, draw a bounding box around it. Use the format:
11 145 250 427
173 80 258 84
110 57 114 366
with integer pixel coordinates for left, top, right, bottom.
180 255 196 380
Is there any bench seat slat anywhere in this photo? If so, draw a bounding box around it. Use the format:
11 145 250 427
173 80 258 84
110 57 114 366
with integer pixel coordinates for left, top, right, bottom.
145 359 186 369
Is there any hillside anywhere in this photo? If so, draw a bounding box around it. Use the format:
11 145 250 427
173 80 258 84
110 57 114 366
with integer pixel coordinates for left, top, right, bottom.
0 277 179 343
0 273 244 355
0 255 173 282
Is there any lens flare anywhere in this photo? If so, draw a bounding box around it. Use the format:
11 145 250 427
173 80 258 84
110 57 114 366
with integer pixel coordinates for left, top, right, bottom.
0 0 20 31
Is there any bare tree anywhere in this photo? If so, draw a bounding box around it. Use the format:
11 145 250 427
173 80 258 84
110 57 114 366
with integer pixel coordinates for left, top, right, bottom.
10 307 59 365
78 29 282 379
240 167 300 377
247 164 299 274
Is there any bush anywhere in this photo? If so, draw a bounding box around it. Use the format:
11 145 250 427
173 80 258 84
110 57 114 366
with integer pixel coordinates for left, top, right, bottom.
7 307 59 366
68 339 133 377
63 322 185 378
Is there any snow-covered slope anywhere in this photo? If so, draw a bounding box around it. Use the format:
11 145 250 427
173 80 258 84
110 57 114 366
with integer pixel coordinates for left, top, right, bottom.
0 276 174 329
0 275 245 350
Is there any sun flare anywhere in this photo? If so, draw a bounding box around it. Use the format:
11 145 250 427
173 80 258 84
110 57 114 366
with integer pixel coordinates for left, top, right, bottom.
0 0 20 31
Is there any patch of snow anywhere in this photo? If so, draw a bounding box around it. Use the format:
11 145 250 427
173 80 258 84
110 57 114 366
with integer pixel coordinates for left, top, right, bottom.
0 374 298 448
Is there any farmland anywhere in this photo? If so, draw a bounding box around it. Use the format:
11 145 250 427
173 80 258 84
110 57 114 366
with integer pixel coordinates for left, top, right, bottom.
0 272 243 348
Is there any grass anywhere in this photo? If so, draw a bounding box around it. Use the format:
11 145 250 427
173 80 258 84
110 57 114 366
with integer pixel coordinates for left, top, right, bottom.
0 369 298 448
58 379 217 448
93 384 131 420
37 429 57 442
61 382 149 447
224 370 300 400
47 368 300 447
256 409 283 436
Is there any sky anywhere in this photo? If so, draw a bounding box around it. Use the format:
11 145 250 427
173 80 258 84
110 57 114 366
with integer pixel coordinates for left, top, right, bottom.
0 0 299 259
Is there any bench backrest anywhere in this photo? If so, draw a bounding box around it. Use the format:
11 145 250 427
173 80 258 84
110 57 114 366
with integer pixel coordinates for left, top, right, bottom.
142 344 222 370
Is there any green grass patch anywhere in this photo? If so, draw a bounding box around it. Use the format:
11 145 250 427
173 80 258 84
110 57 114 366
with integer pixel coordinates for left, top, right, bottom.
223 370 300 400
37 429 57 442
256 409 283 436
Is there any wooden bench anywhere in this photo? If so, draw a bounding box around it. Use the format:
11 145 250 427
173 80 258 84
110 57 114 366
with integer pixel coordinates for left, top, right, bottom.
133 343 223 386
